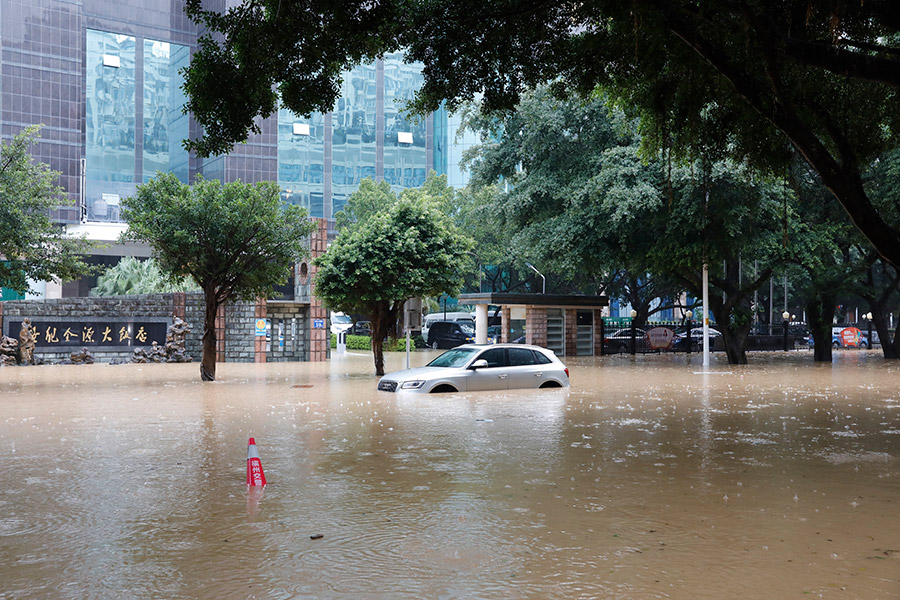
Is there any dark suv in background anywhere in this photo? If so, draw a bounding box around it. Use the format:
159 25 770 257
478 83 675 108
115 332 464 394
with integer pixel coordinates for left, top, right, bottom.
427 320 476 349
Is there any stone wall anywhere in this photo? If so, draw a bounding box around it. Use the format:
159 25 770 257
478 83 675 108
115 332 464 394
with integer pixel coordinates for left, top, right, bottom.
0 293 311 364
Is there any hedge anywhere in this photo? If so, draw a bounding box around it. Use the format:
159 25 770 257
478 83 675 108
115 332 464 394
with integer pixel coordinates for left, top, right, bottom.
330 334 426 351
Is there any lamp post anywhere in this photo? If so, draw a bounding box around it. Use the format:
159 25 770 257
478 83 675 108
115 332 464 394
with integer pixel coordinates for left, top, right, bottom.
685 309 693 354
630 308 638 355
782 310 790 351
525 262 546 294
865 311 873 349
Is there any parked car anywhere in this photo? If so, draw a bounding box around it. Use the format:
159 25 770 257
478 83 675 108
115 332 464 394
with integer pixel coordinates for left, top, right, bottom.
422 312 475 341
672 327 723 352
427 320 476 349
603 327 647 353
352 320 372 336
377 344 569 393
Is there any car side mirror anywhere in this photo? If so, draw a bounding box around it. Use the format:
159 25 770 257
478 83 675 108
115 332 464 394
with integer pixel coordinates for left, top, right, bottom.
470 359 489 369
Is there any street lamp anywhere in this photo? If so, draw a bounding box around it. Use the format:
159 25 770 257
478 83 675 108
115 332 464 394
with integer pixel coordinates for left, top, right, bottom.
630 308 638 355
685 309 694 354
864 311 874 349
782 310 790 351
525 262 546 294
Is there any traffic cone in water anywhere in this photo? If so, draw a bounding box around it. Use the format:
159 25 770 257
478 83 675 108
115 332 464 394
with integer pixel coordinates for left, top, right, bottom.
246 437 267 487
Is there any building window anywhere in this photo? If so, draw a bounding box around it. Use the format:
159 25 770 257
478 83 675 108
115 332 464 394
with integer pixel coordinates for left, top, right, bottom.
85 30 136 222
142 39 190 184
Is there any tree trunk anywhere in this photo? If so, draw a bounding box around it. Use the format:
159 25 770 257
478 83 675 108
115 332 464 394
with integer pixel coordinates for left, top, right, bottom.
806 297 833 363
370 303 389 377
720 327 749 365
201 289 219 381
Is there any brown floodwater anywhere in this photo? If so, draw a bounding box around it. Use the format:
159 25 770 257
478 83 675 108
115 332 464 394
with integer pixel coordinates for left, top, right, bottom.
1 349 898 599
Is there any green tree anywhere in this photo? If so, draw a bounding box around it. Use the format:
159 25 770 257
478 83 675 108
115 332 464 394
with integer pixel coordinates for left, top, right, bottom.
178 1 900 268
90 257 200 296
121 173 316 381
0 126 92 293
333 178 395 231
463 89 792 363
316 194 473 375
182 0 399 157
399 1 900 270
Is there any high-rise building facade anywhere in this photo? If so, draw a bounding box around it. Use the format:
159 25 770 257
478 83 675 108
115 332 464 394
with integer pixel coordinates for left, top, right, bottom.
1 0 468 298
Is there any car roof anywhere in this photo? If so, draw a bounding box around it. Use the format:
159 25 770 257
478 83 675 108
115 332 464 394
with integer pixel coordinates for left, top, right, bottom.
456 343 554 352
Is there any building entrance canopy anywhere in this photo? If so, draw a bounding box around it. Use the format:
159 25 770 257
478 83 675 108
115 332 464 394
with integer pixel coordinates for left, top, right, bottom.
458 293 608 355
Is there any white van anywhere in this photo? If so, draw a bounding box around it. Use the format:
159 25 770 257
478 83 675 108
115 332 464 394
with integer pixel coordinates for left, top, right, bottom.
330 311 354 336
422 312 474 341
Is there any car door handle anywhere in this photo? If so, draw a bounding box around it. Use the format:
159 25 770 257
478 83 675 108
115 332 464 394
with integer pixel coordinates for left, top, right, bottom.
534 372 542 376
499 374 507 379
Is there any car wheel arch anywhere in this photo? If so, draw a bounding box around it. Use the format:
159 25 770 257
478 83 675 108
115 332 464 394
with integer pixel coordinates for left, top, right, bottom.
429 383 459 393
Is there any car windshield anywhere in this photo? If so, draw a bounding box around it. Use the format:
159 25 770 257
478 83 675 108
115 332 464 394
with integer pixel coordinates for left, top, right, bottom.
332 315 351 324
427 347 479 368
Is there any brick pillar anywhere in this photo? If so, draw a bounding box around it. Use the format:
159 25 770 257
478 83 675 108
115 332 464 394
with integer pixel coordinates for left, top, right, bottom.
0 301 4 337
565 308 577 356
525 306 547 348
215 302 226 362
308 218 328 361
255 298 267 363
500 307 511 343
172 292 186 320
594 309 605 356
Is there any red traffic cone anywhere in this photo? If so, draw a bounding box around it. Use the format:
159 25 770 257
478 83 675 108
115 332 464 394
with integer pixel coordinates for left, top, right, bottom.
246 437 267 487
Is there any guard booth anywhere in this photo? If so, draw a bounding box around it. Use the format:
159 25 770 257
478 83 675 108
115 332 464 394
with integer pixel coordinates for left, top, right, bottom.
458 293 608 357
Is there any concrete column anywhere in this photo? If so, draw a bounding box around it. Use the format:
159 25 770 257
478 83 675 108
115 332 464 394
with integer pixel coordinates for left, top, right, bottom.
565 308 577 356
525 306 547 348
254 298 267 363
475 304 488 344
594 309 605 356
308 218 329 361
500 307 511 343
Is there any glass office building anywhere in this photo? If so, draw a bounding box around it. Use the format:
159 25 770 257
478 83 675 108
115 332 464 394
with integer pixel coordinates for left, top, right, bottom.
1 0 472 296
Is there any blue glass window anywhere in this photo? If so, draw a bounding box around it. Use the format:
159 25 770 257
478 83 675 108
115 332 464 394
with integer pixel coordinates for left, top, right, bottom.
85 30 136 222
382 52 427 190
278 106 325 217
142 40 190 183
331 63 377 217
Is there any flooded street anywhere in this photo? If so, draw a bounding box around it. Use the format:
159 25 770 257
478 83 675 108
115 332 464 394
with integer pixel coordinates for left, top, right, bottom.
1 350 898 599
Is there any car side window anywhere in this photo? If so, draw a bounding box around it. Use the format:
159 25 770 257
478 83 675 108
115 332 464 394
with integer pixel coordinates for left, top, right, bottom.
478 348 506 368
508 347 536 366
532 350 552 365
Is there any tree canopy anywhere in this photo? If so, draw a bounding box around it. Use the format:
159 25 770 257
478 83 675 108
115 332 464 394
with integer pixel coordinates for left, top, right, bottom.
462 88 796 364
122 173 316 380
316 183 473 375
181 1 900 269
0 126 92 294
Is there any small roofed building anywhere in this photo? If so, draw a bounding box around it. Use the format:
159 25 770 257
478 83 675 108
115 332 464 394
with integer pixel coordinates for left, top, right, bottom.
459 293 608 357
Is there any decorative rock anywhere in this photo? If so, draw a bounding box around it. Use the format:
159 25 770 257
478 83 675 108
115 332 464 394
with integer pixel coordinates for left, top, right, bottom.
68 347 95 365
0 335 18 366
132 316 193 363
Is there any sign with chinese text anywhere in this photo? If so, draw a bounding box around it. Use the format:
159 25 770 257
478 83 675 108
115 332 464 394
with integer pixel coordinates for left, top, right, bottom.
8 320 167 348
312 318 325 329
840 327 863 348
255 318 268 337
647 327 675 349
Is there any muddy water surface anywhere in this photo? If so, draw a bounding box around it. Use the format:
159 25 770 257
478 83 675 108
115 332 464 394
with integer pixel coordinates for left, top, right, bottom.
1 350 898 599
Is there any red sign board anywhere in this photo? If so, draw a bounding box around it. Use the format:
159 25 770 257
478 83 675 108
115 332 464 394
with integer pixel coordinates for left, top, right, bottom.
840 327 862 347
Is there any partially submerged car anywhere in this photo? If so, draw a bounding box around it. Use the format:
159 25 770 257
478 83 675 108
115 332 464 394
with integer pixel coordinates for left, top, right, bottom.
377 344 569 393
